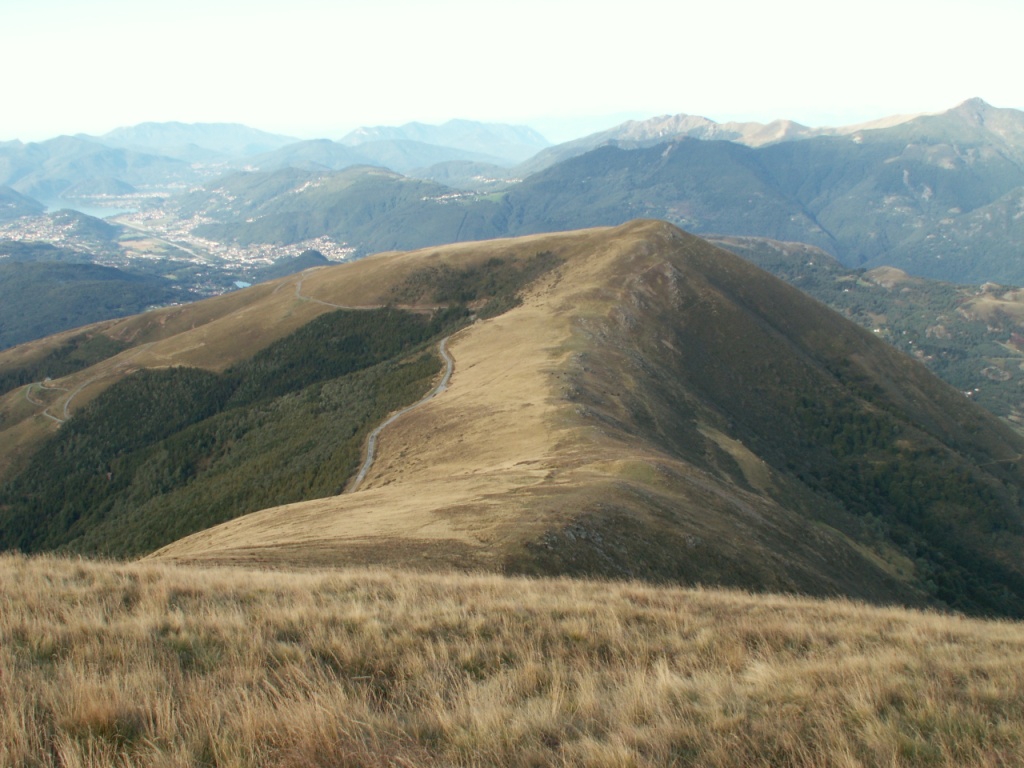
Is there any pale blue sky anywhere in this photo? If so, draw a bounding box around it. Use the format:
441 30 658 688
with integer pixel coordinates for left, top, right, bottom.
3 0 1021 142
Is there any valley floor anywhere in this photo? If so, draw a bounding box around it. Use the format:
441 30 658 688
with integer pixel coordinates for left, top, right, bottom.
3 554 1024 767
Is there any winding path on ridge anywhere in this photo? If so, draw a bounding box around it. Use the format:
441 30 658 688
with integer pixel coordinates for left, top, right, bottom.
290 270 457 494
23 381 67 424
22 342 155 425
348 336 454 493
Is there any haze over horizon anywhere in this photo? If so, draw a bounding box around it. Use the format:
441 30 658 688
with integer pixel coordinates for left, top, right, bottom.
4 0 1022 144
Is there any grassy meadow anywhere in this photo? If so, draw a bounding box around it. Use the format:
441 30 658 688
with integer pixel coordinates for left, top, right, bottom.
3 553 1024 767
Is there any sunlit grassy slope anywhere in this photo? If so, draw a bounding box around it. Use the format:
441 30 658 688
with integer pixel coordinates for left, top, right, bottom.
5 220 1024 615
145 221 1024 616
4 553 1024 767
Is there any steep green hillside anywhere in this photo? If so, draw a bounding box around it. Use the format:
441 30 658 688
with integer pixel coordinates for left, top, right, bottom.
0 261 179 349
497 140 838 250
180 167 503 254
0 307 468 557
712 236 1024 426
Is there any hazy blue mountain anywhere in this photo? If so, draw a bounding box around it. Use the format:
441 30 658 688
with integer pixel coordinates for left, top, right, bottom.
173 102 1024 283
862 98 1024 165
341 119 550 164
0 185 45 221
60 177 136 198
250 138 504 175
0 135 196 201
95 121 298 162
490 100 1024 282
350 139 509 173
415 160 518 191
247 140 368 172
752 100 1024 277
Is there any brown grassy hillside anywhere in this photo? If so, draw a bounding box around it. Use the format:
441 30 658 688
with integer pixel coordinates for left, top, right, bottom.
142 221 1024 615
5 221 1024 614
4 553 1024 767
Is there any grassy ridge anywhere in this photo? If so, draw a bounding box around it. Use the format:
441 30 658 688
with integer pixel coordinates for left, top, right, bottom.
0 246 562 559
3 553 1024 767
387 250 560 318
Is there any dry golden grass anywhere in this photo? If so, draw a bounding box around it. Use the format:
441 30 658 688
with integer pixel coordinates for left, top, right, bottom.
145 224 653 568
961 287 1024 326
4 553 1024 767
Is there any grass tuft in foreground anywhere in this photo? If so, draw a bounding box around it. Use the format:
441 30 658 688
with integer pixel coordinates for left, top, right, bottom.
3 553 1024 766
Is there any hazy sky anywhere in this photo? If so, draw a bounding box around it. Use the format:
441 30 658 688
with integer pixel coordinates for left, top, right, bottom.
4 0 1021 143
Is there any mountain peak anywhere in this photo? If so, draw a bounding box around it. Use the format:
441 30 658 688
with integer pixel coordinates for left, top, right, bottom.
957 96 993 110
952 97 995 121
923 98 1024 150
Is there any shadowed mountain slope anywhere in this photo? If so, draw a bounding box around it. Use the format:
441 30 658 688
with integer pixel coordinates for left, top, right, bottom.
104 220 1024 617
0 261 178 349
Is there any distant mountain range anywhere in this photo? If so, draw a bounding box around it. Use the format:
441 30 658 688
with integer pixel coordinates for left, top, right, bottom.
0 118 551 203
499 99 1024 282
514 110 923 175
163 99 1024 284
5 99 1024 360
340 119 551 163
0 135 195 202
228 120 550 174
91 121 298 162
